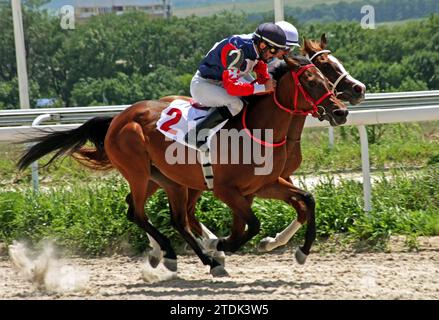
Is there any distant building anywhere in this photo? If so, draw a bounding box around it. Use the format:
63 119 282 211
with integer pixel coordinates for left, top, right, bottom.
74 0 172 20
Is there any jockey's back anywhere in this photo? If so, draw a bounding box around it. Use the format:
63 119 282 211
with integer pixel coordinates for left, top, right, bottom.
198 34 259 81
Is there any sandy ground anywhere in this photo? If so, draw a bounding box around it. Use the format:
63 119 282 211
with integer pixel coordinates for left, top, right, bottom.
1 237 438 300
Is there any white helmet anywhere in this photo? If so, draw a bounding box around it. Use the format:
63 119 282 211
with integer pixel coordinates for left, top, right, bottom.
275 21 300 48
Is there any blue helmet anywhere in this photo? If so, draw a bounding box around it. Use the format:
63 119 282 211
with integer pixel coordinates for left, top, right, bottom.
253 22 287 50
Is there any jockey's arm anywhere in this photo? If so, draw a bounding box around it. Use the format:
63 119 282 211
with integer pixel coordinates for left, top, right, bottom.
252 60 270 84
219 42 271 96
222 69 266 96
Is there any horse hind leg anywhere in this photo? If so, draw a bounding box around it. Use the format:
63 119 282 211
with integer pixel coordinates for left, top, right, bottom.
146 167 227 276
165 185 228 277
125 181 159 223
125 187 165 269
186 189 226 267
107 124 177 272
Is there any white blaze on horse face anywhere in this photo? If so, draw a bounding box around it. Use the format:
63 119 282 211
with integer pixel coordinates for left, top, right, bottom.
328 55 347 76
328 55 365 91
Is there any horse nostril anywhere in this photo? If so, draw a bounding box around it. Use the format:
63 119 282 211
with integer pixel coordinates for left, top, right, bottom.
353 84 364 94
333 109 349 117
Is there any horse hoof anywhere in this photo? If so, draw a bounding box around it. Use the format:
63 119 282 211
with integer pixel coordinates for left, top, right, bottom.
148 255 161 268
210 265 229 277
213 252 226 267
163 258 177 272
295 247 308 265
258 237 276 252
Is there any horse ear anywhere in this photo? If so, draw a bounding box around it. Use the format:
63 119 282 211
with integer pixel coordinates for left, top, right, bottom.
303 37 313 54
284 56 301 71
320 33 328 49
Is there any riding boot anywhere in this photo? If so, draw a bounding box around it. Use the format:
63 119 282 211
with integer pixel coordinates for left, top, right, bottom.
185 106 233 151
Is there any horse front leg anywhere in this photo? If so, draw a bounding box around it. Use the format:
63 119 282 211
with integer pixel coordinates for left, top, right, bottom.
255 177 316 265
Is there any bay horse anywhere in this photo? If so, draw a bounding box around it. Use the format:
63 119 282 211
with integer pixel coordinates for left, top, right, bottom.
153 34 366 262
257 34 366 252
18 55 348 277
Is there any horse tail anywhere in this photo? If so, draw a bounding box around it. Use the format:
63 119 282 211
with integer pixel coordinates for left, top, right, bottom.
17 116 114 171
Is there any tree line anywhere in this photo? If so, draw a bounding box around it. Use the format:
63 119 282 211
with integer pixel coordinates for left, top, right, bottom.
0 6 438 109
249 0 439 24
293 0 439 23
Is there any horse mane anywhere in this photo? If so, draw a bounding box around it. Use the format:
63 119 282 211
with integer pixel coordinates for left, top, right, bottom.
243 55 311 107
271 54 312 81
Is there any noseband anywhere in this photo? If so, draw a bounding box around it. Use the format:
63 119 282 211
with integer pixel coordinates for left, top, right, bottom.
306 50 349 97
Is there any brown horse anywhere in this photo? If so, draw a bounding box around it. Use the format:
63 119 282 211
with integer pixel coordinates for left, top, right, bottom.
155 35 366 259
257 35 366 252
18 55 347 277
303 34 365 105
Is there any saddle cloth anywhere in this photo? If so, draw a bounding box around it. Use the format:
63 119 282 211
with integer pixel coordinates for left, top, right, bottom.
156 99 228 150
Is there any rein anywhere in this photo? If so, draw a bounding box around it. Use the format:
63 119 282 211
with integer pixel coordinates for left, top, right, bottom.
306 50 349 97
242 63 334 148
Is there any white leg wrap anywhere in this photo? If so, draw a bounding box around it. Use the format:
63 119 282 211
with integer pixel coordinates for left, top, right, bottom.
201 223 217 239
275 219 302 246
147 234 163 262
203 238 220 251
259 219 302 252
200 223 225 265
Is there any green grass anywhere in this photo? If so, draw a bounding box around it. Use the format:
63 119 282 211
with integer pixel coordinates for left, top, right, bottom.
297 122 439 174
2 122 437 189
0 166 437 255
0 121 437 255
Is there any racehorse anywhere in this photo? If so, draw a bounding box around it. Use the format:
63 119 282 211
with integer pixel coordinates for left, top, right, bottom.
18 55 348 277
258 34 366 252
303 34 365 105
155 34 366 261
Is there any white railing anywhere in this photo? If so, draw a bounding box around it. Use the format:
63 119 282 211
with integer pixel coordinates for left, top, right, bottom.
1 90 438 128
1 91 439 212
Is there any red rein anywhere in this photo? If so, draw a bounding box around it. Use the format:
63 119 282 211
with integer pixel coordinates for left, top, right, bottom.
242 64 334 147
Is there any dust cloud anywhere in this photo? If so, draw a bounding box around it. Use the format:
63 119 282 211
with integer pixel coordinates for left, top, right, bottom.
8 241 89 293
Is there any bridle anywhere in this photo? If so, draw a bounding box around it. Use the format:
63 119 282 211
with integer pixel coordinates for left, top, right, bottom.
242 63 335 147
306 50 349 97
273 63 334 118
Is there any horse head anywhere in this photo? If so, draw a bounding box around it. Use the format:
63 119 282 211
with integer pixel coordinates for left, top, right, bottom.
273 55 349 126
302 34 366 105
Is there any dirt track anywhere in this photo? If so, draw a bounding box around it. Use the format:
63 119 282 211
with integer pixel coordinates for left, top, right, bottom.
1 237 438 300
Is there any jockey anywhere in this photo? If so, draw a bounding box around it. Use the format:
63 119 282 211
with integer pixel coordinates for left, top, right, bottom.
268 21 301 73
185 22 287 151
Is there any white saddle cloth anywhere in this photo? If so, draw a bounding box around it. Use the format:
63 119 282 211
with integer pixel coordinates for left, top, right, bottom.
156 99 228 150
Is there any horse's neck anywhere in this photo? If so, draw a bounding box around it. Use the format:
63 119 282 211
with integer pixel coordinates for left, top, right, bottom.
287 115 306 142
243 76 294 143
